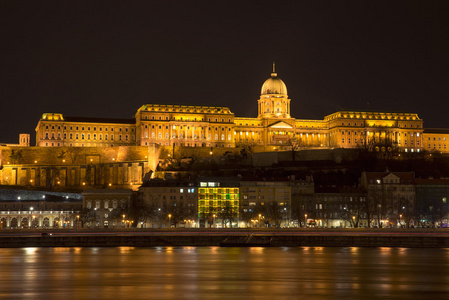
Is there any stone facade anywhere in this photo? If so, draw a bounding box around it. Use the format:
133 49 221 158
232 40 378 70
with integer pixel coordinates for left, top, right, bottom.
32 67 449 153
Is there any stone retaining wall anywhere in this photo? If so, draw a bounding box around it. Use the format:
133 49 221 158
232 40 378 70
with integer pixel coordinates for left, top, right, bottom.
1 234 448 248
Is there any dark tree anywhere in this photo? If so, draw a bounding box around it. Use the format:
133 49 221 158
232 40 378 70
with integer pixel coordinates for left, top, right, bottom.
219 200 238 228
9 149 23 164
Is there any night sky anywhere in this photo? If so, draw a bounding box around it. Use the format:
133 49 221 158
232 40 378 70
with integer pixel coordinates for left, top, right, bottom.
1 1 448 144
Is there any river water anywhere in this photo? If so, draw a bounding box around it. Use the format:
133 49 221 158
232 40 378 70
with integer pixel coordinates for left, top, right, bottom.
0 247 448 299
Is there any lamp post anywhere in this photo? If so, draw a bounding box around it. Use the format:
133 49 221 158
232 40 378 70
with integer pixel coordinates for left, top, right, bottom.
377 204 381 228
258 214 262 228
168 214 172 227
352 216 356 228
213 214 216 228
304 214 308 228
399 214 402 228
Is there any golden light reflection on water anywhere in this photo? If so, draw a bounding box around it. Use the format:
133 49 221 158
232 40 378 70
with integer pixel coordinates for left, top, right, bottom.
182 246 196 251
380 247 392 254
53 247 72 253
24 247 38 255
350 247 359 253
119 247 135 254
397 247 408 255
2 247 449 299
210 246 219 254
249 247 264 254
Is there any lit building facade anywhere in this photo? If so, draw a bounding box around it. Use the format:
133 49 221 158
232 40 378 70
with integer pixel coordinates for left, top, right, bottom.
239 179 292 227
0 188 82 229
422 129 449 152
35 114 136 147
139 180 198 228
314 189 367 228
82 189 134 228
198 178 240 228
361 172 416 227
34 66 449 153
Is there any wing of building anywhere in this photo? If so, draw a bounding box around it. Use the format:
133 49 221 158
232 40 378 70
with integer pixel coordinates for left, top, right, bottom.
34 66 449 153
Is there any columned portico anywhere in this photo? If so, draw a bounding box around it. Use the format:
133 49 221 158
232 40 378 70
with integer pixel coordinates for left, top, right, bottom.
0 211 77 229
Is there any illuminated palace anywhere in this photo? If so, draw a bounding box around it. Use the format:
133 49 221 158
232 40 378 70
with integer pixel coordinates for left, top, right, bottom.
35 66 449 153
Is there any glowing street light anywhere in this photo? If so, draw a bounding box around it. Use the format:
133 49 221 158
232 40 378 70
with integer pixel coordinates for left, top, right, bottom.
352 216 356 228
168 214 172 227
305 214 308 228
213 214 216 228
259 214 262 228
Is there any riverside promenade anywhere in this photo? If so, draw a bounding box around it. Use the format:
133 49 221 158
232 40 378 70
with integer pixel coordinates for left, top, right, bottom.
1 228 449 248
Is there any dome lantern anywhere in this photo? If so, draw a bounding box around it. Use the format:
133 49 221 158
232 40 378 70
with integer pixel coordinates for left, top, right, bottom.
261 63 288 96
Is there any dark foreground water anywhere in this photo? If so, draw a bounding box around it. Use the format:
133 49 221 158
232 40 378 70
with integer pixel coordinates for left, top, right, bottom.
1 247 449 300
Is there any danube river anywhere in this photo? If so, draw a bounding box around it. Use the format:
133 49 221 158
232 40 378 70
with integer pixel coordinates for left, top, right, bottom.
1 247 448 299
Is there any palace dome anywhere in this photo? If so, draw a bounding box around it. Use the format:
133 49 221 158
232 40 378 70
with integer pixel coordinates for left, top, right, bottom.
261 71 287 96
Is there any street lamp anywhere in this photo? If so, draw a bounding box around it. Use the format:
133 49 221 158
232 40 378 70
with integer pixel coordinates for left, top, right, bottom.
352 216 356 228
213 214 216 228
399 214 402 228
258 214 261 228
168 214 172 227
305 214 308 228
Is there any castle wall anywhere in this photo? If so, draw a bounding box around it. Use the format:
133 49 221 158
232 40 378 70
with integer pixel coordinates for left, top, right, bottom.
0 145 160 190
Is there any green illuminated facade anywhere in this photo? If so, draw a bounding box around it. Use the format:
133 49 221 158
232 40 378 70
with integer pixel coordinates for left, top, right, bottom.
198 180 240 219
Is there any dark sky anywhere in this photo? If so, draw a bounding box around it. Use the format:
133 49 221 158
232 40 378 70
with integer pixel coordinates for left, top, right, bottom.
1 0 448 144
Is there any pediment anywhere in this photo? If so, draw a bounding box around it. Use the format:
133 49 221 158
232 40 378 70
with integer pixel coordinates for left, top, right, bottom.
383 173 399 180
268 121 293 129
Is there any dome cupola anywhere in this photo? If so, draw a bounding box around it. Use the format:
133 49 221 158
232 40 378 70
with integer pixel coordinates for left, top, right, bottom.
261 63 288 96
257 63 291 119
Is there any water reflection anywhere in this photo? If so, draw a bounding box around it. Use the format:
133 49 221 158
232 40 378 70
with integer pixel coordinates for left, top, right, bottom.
0 247 448 299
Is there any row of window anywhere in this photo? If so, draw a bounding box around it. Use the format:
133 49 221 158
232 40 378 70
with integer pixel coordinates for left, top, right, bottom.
45 132 132 142
145 124 233 132
341 138 364 144
428 137 447 141
341 131 421 137
143 115 232 122
143 132 232 141
44 125 132 132
86 200 125 209
428 144 447 150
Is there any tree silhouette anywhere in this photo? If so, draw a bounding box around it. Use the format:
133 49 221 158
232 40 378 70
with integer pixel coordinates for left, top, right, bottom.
9 149 23 164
